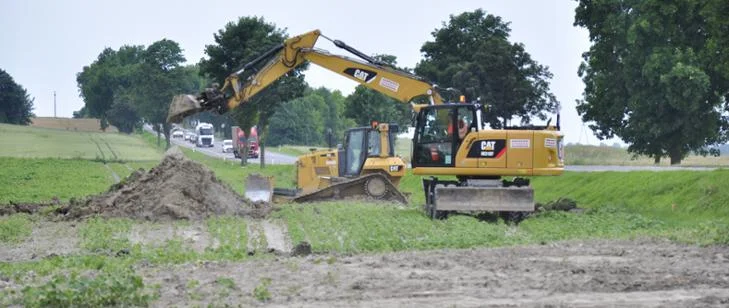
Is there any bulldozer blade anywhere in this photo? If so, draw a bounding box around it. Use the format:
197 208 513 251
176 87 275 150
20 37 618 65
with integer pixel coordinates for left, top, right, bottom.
245 174 274 203
434 186 534 212
167 94 202 123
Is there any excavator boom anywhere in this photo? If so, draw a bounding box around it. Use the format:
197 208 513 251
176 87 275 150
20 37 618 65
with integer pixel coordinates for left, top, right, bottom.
167 29 441 123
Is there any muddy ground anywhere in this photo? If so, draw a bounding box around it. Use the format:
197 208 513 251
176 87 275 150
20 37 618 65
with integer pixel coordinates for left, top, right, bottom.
142 239 729 307
3 221 728 307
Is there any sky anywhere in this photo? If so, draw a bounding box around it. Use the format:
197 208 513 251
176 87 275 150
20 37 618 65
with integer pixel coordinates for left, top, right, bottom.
0 0 615 145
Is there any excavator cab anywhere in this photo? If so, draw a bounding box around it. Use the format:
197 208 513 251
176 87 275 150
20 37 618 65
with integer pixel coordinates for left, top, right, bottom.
413 104 477 167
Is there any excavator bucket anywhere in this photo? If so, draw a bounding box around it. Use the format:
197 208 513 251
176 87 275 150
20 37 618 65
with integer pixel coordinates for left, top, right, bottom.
245 174 274 203
167 94 203 124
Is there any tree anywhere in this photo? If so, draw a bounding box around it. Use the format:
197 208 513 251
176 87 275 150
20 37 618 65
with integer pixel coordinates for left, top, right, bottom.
77 46 146 131
268 94 325 146
106 100 139 133
134 39 186 149
199 16 307 167
415 9 558 128
575 0 729 164
0 69 34 125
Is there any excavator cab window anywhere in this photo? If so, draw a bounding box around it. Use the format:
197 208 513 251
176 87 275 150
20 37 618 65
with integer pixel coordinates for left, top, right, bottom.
413 106 455 167
413 105 476 167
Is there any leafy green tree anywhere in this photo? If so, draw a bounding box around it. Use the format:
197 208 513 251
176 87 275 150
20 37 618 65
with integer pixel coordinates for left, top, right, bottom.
76 46 145 131
575 0 729 164
415 9 558 128
106 100 139 133
312 87 355 146
344 55 411 129
268 93 326 146
72 106 89 119
0 69 34 125
198 16 307 167
134 39 186 148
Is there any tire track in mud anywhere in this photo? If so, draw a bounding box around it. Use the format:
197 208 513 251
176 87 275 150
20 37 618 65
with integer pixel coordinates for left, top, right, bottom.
261 220 292 255
103 164 120 183
246 219 292 255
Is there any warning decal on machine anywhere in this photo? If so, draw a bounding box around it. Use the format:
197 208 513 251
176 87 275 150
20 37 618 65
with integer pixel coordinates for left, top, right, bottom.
379 77 400 92
510 139 530 149
544 138 557 148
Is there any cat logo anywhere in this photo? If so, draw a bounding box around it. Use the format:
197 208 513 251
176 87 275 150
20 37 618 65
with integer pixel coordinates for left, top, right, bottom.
353 69 369 81
343 68 377 83
481 140 495 151
480 140 495 157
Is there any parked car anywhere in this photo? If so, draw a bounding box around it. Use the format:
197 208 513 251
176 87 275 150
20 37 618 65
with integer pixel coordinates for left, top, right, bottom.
222 140 233 153
171 130 184 139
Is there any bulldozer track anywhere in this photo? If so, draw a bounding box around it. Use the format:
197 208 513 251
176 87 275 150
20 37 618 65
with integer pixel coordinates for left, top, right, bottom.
292 173 407 204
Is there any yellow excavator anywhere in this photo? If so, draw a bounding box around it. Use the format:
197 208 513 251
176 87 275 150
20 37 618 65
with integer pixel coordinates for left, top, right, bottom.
167 29 564 218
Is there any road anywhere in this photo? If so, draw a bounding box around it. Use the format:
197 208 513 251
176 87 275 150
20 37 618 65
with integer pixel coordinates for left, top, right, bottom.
145 125 297 165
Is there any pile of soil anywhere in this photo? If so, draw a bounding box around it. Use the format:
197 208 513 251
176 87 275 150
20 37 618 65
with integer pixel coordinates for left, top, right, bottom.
65 147 269 221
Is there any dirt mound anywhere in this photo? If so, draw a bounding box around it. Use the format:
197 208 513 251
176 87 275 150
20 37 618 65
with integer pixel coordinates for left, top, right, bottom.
65 147 269 221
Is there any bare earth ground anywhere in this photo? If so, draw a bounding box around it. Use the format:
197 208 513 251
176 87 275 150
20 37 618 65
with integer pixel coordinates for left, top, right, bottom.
143 239 729 307
3 221 728 307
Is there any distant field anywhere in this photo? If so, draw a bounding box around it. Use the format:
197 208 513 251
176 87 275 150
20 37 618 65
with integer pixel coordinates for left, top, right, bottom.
0 123 162 162
31 117 119 133
565 144 729 166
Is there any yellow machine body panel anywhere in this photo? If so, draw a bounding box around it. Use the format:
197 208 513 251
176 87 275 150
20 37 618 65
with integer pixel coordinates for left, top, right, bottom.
413 129 564 177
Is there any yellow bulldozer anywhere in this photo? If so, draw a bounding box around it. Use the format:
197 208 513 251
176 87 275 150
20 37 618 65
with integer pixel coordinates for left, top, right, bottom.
168 29 564 218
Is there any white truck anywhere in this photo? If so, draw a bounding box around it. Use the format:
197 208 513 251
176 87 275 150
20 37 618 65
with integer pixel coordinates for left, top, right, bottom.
195 122 215 147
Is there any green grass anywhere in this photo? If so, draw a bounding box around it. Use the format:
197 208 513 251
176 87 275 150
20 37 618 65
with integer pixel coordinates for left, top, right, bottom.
274 202 671 254
20 269 154 307
271 169 729 253
566 144 729 166
0 123 162 162
0 157 117 203
531 170 729 222
272 145 327 157
179 147 296 193
0 214 32 243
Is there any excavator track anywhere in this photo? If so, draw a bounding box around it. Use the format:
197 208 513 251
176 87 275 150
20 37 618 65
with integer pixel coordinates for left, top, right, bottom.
292 173 407 204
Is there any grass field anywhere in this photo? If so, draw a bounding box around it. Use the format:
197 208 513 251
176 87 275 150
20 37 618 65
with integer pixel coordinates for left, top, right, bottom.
565 144 729 166
0 123 161 162
30 117 119 133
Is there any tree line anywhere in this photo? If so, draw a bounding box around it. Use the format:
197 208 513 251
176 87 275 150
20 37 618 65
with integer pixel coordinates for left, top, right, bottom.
69 5 729 165
74 10 558 160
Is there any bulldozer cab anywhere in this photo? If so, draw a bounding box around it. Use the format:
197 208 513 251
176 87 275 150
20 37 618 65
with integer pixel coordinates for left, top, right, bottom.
339 124 398 177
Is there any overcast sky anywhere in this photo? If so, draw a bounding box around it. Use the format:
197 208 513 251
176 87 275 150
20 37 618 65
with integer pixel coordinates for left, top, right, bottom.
1 0 615 145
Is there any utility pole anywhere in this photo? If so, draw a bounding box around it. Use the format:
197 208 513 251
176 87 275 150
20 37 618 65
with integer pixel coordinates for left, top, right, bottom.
53 91 57 118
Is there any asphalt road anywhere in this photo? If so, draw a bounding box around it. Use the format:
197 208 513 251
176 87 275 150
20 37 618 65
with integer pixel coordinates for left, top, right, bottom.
145 125 297 165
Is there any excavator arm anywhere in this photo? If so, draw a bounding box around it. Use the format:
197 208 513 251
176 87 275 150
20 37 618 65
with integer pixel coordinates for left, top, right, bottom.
167 29 443 123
